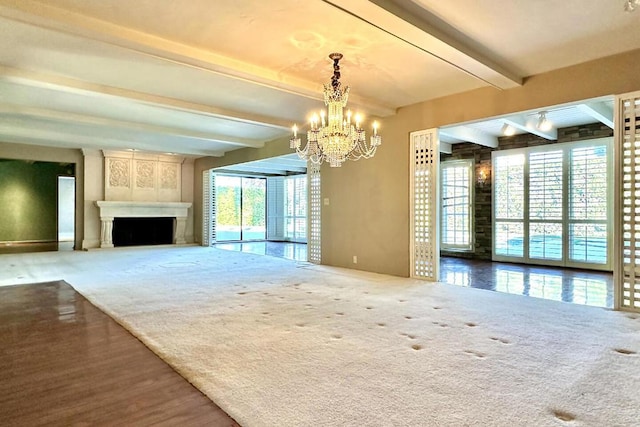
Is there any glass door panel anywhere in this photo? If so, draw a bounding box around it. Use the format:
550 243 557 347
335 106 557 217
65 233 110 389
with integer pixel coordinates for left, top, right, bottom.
241 177 266 240
569 145 608 265
215 176 241 241
284 175 307 243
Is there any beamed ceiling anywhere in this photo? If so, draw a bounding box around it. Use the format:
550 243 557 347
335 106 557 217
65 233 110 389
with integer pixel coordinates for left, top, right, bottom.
0 0 638 159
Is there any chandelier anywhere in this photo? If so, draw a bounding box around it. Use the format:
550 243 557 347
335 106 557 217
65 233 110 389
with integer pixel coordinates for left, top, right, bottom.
290 53 381 167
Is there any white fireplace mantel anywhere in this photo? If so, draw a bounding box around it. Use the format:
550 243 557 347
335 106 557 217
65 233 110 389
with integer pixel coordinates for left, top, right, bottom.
95 201 192 248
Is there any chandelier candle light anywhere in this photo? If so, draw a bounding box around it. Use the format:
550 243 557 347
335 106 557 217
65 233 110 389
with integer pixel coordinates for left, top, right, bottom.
290 53 381 167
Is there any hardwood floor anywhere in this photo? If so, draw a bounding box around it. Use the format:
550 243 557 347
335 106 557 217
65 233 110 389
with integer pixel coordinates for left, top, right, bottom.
0 281 239 426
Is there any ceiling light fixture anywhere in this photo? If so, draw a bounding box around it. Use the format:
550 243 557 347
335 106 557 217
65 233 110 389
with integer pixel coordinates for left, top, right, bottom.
625 0 639 12
537 111 552 132
501 123 516 136
290 53 381 167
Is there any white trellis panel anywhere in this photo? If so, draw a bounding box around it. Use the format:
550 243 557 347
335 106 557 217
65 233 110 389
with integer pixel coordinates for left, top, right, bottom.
410 129 440 280
308 162 321 264
266 176 285 241
615 91 640 311
202 170 216 246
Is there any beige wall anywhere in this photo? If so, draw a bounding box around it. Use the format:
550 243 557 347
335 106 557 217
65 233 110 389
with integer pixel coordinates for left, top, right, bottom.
193 48 640 277
0 142 85 249
81 149 104 249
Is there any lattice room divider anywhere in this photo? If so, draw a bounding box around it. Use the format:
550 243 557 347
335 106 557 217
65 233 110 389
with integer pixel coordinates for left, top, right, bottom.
266 176 285 241
410 129 440 280
202 170 216 247
308 163 321 264
616 91 640 312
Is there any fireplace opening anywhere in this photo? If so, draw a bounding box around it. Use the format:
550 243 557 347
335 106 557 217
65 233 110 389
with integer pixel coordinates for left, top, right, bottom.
113 217 173 247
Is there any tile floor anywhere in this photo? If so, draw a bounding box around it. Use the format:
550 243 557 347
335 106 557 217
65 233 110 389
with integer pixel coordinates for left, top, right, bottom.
215 241 308 262
440 256 614 308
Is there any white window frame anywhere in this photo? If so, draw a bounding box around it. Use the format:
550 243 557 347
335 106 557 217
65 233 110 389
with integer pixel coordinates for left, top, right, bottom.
492 137 613 271
440 159 474 252
284 174 307 243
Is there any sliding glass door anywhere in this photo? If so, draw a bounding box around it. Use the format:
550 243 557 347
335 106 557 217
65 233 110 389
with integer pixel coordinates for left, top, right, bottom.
493 138 612 270
285 175 307 242
216 176 266 241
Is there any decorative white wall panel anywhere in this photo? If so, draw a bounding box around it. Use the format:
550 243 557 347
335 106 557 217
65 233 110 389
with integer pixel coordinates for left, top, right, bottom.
616 91 640 312
103 150 183 202
308 163 321 264
410 129 440 281
135 161 155 189
108 158 130 188
160 163 179 190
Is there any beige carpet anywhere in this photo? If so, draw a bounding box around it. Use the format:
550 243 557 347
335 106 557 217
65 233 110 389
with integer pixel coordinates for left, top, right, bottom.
1 246 639 426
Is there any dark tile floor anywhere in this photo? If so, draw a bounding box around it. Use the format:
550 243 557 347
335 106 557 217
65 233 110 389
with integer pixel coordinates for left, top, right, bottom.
215 241 308 262
440 256 614 308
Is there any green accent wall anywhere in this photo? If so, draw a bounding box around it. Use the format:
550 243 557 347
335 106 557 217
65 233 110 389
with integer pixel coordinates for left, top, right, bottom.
0 159 75 243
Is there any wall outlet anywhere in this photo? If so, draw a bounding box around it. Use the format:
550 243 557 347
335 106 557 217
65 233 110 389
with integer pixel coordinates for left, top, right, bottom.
353 255 358 264
324 198 330 206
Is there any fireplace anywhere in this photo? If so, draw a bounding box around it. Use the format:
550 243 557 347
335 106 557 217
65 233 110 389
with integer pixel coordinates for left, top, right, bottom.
95 201 192 248
113 217 173 247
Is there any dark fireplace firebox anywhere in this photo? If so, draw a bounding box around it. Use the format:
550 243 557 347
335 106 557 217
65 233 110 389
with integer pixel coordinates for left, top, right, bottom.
112 217 173 247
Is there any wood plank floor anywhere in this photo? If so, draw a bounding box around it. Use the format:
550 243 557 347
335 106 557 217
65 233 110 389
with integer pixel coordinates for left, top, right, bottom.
0 281 239 426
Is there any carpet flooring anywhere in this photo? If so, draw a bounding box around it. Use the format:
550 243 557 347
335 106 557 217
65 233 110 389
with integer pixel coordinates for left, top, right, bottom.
1 246 639 426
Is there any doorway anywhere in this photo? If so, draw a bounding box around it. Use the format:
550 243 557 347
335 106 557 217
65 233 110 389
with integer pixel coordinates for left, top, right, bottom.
215 175 266 242
57 176 75 250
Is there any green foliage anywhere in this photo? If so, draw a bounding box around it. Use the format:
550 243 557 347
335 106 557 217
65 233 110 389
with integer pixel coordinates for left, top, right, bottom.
216 177 265 227
216 187 239 226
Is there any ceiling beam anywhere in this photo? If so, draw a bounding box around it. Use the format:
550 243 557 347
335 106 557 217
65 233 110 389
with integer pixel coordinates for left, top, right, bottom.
218 164 307 175
439 127 498 148
439 142 452 154
502 116 557 140
0 124 224 157
0 104 265 149
0 0 396 117
577 102 614 129
0 65 292 131
323 0 521 90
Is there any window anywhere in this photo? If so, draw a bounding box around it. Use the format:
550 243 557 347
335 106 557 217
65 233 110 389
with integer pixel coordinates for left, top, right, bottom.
284 175 307 242
493 138 612 270
441 159 473 251
569 145 608 264
494 154 525 257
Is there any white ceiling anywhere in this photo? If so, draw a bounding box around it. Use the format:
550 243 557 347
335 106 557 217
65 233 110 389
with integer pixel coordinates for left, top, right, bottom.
0 0 638 158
